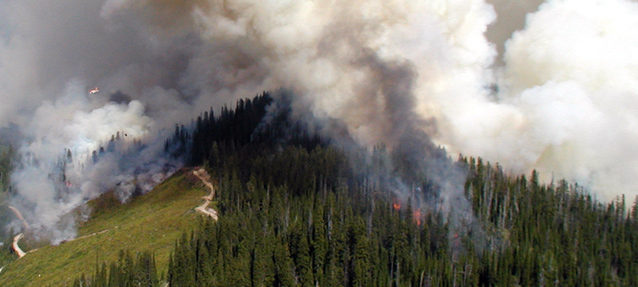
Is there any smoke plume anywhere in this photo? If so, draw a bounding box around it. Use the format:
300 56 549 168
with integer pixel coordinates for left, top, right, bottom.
2 0 638 242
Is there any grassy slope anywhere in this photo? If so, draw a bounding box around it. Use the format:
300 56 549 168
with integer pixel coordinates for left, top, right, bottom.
0 169 212 286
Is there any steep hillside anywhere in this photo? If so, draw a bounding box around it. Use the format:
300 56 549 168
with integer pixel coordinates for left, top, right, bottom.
5 93 638 286
0 169 212 286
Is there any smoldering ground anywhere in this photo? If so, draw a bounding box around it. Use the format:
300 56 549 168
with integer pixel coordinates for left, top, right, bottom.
2 0 638 243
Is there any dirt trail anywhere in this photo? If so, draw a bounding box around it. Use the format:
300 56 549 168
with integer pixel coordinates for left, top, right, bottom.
6 169 217 260
192 168 218 220
8 206 29 258
8 206 29 230
60 229 111 245
11 234 26 258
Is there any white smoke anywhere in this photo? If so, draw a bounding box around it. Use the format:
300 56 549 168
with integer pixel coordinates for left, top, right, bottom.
444 0 638 200
184 0 638 201
8 81 182 243
2 0 638 242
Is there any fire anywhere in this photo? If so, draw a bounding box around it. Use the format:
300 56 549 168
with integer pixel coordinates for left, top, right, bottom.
392 200 423 226
392 201 401 211
413 208 422 226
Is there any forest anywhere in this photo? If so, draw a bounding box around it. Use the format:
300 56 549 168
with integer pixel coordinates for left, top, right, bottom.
0 145 11 195
52 92 638 286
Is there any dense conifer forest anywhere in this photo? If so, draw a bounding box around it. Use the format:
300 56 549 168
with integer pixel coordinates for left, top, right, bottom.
0 146 11 194
71 93 638 286
0 146 16 252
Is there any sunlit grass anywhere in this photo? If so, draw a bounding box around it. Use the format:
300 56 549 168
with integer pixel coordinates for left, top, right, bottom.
0 169 212 286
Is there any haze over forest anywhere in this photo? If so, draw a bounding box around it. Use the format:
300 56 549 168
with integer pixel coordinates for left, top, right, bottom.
1 0 638 244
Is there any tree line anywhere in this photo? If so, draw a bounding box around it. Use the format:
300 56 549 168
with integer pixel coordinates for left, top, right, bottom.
72 93 638 286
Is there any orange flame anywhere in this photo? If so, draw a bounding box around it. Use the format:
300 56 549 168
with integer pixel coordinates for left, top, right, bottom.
413 208 422 226
393 202 401 211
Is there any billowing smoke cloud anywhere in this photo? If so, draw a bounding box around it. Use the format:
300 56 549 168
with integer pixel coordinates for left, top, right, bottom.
0 0 221 242
2 0 638 243
8 81 182 243
485 0 545 65
445 0 638 200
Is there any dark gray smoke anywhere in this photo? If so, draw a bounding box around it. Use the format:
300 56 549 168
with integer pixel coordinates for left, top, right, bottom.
2 0 638 243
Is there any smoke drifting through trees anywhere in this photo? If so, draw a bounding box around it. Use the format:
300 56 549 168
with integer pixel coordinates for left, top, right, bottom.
8 86 182 243
2 0 638 243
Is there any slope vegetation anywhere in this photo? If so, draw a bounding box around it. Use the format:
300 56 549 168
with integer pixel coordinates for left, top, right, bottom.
0 169 213 286
59 92 638 286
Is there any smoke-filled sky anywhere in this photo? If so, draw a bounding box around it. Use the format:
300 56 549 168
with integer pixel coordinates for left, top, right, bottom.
2 0 638 240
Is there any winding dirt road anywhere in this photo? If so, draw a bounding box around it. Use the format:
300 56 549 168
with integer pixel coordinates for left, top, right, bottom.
8 206 29 230
6 168 217 260
8 206 29 258
192 168 218 220
11 234 26 258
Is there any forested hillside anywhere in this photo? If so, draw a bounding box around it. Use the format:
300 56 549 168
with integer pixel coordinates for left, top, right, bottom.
0 146 15 266
0 145 12 195
73 93 638 286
